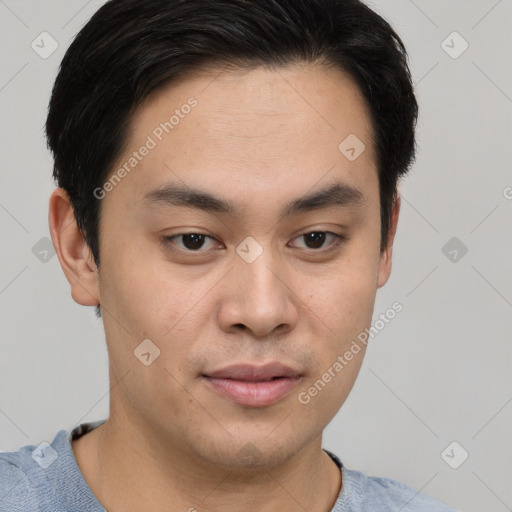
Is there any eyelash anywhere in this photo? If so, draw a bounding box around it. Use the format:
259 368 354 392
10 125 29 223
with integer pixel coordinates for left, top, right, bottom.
163 231 346 256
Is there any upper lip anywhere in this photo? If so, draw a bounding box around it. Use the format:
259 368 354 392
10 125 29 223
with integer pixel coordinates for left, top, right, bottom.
203 362 301 381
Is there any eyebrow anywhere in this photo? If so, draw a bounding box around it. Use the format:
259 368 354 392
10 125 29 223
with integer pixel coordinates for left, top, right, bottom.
142 181 365 218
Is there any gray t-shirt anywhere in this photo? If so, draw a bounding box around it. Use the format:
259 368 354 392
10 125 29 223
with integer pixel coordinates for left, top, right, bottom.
0 420 458 511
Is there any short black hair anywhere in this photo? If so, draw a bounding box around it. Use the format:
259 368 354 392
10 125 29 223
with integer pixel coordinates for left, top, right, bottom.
45 0 418 319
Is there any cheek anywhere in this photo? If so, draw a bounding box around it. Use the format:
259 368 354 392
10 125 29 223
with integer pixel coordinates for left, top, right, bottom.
98 245 221 390
311 259 378 339
98 238 192 335
296 270 375 424
333 276 376 334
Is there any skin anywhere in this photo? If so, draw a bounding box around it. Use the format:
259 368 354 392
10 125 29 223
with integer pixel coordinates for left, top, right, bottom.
49 62 400 512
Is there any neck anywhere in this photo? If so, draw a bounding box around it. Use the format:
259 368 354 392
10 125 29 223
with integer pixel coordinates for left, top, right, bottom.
72 411 342 512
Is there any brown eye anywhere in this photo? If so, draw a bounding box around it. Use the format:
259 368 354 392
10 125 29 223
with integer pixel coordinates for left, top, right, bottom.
303 232 327 249
290 231 345 251
165 233 219 252
180 233 207 250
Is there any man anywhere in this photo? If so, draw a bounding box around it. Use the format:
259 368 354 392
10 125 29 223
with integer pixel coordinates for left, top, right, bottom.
0 0 458 510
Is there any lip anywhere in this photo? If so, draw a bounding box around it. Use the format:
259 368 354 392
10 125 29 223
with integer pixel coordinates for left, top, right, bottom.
202 362 302 407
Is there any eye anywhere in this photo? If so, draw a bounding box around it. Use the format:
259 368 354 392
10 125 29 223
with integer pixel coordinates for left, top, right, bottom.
163 230 345 256
164 233 221 252
289 231 345 251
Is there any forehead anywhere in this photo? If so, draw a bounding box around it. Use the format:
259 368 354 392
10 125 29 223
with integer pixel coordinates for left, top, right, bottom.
106 63 378 211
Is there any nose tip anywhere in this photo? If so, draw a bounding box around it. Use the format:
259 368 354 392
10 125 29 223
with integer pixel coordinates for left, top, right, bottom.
217 250 299 338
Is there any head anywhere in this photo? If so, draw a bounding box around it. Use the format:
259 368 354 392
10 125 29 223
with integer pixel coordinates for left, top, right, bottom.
47 0 417 468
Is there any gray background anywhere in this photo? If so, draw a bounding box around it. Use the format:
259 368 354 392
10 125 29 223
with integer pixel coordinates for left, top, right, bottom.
1 1 511 510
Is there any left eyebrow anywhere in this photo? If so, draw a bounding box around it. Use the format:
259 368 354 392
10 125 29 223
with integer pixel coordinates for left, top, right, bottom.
281 182 366 217
142 181 366 217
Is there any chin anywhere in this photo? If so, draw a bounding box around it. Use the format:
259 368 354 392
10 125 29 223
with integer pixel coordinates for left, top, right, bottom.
188 430 307 471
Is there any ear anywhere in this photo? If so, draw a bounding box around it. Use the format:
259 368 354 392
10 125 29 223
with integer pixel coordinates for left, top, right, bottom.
377 194 400 288
48 188 100 307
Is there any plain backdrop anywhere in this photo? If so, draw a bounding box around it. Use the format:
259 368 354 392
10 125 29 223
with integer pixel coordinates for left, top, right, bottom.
1 1 511 511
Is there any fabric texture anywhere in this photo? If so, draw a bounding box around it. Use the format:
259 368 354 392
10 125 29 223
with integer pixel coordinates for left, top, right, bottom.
1 420 458 511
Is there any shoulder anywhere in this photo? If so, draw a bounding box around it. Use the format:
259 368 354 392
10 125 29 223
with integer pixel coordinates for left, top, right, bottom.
0 446 39 511
325 450 459 512
344 466 459 511
1 422 106 512
1 428 82 512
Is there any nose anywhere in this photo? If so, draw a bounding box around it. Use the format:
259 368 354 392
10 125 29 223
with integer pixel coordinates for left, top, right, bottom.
217 245 299 339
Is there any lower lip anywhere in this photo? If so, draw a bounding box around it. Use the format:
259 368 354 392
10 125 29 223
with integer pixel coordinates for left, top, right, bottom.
203 376 301 407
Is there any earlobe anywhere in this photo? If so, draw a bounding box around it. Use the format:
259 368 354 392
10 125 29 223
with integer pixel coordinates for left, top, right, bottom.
48 188 100 307
377 195 400 288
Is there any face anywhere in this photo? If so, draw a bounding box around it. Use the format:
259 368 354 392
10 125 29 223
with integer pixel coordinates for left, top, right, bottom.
73 63 395 468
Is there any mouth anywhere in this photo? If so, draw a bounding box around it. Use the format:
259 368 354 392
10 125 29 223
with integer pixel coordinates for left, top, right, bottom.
201 362 302 407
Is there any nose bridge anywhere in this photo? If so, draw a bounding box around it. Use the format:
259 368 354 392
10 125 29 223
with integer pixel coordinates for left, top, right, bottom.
224 236 298 336
237 242 283 309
